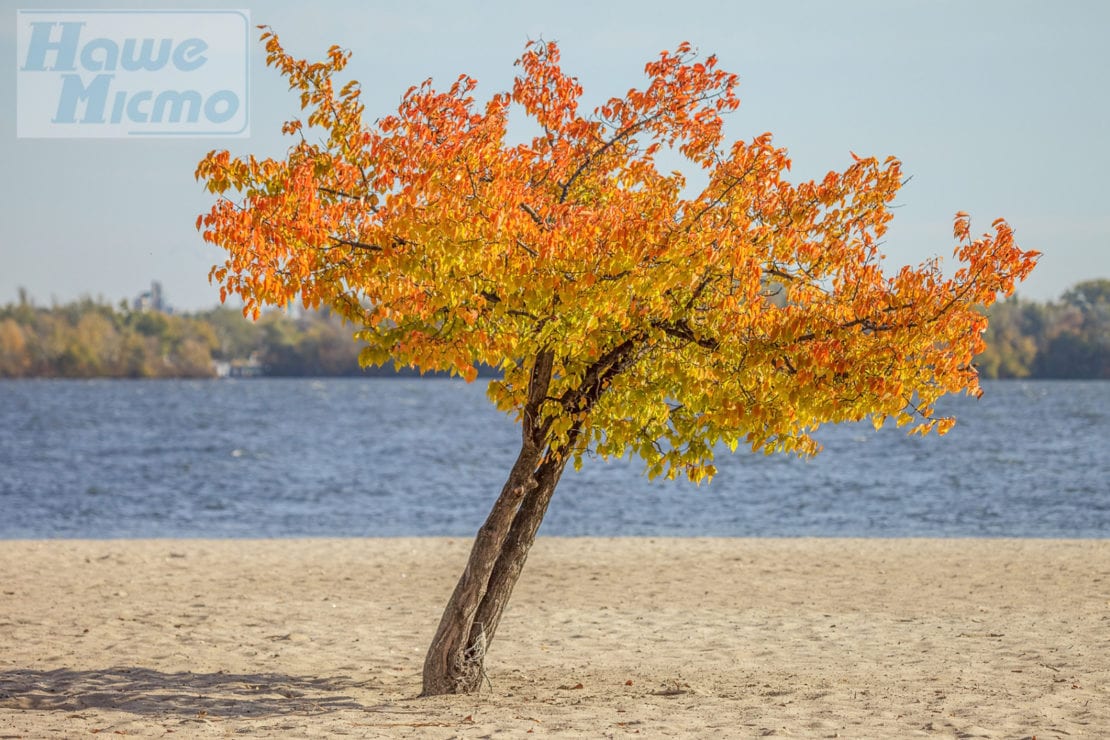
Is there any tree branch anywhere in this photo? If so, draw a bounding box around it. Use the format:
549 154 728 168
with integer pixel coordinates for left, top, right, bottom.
519 203 545 226
329 236 382 252
318 187 377 212
555 336 643 417
524 349 555 448
558 111 665 204
652 319 720 351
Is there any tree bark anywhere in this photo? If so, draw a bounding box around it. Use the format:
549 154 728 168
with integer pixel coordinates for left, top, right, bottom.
466 450 570 655
419 441 546 695
420 340 636 696
420 445 571 696
420 350 557 696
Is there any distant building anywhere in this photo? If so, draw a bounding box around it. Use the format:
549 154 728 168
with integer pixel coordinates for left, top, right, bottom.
133 281 166 312
213 353 264 378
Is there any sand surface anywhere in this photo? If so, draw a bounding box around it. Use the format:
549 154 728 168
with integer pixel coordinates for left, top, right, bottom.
1 538 1108 738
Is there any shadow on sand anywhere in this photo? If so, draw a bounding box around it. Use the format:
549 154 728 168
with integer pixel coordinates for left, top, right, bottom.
0 666 402 718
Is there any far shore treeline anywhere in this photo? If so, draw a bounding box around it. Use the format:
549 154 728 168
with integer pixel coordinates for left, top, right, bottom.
1 279 1108 380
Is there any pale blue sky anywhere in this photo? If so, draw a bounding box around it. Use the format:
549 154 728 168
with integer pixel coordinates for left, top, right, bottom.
3 0 1108 310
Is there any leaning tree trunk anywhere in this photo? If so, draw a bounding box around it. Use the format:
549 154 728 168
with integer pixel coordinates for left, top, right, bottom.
420 350 563 696
466 451 570 653
421 340 638 696
420 442 570 695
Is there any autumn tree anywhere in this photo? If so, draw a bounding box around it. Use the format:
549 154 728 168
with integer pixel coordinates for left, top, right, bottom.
1037 279 1110 378
0 318 30 376
977 297 1041 378
195 32 1038 695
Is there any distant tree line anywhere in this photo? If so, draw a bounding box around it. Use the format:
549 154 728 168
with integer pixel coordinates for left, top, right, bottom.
977 279 1110 379
1 280 1107 379
0 290 382 378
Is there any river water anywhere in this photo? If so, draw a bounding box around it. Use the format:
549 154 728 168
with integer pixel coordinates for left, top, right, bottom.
1 379 1106 538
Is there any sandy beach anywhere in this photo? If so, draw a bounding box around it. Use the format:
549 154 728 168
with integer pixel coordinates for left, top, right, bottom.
1 538 1107 738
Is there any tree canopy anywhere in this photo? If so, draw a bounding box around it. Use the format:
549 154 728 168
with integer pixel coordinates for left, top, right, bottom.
197 33 1038 478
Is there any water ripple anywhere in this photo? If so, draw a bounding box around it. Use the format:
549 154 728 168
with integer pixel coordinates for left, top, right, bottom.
0 378 1107 538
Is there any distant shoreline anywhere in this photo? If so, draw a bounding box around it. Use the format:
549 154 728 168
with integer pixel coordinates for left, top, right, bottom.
4 281 1109 379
